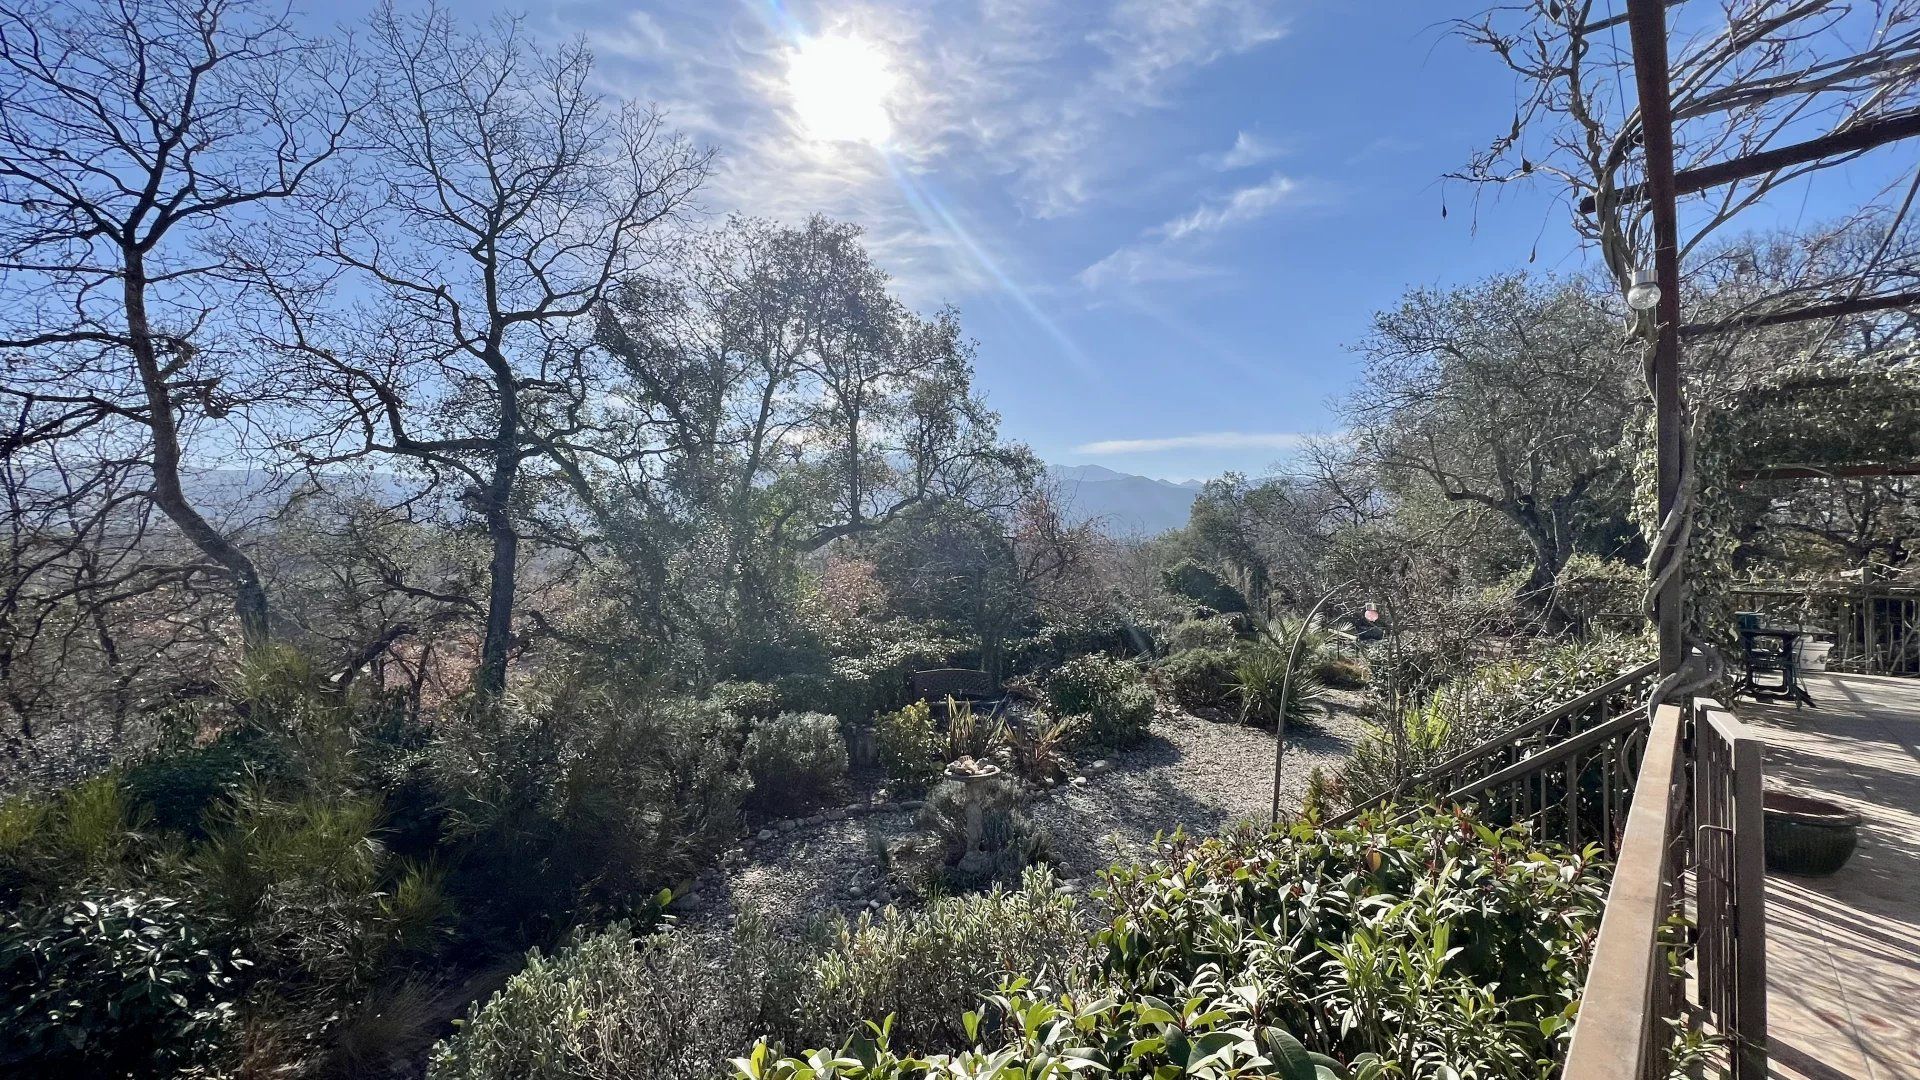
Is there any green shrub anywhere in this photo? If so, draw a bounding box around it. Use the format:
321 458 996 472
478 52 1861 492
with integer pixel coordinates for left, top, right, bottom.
709 681 782 725
743 711 848 817
942 697 1008 762
1158 646 1241 712
1232 642 1326 730
737 982 1338 1080
1096 809 1607 1074
428 916 809 1080
1163 615 1237 652
0 889 243 1075
1340 634 1653 805
1312 654 1368 689
122 734 277 838
1045 656 1154 749
432 690 747 941
874 700 944 790
799 868 1088 1051
1160 558 1249 614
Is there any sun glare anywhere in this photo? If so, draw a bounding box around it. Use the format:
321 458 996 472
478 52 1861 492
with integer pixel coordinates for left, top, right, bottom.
787 33 896 147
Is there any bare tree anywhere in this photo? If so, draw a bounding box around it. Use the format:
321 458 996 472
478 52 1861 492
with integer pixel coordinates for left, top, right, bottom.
298 2 707 697
0 0 363 650
1455 0 1920 346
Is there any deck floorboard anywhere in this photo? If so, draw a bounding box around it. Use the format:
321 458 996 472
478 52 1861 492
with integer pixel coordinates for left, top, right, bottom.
1735 673 1920 1080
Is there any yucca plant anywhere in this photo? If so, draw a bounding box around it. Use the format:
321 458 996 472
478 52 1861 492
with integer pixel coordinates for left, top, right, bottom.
1233 640 1325 730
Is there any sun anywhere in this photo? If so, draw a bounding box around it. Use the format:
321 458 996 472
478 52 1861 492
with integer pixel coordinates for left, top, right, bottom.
786 33 896 147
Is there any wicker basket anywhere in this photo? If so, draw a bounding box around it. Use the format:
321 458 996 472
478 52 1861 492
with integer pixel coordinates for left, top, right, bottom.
1763 790 1860 876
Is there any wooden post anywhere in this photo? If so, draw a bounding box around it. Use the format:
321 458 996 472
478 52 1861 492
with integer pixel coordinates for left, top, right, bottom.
1626 0 1687 681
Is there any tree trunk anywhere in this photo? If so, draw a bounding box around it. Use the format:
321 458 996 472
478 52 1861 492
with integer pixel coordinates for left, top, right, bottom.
475 445 520 700
124 250 271 650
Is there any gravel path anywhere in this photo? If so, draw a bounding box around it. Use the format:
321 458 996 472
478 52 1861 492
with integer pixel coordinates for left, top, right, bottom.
688 689 1367 927
1024 690 1366 878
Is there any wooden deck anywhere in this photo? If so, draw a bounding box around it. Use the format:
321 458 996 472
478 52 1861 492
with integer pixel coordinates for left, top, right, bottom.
1734 673 1920 1080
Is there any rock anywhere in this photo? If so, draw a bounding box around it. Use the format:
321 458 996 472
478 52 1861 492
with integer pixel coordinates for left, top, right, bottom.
867 898 884 910
776 819 798 833
1087 759 1113 776
757 828 775 842
825 807 847 821
672 891 708 912
901 799 925 812
1069 776 1089 787
957 850 993 876
802 814 824 827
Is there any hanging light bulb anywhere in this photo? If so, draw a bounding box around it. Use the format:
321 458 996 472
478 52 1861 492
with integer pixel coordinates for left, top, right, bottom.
1626 267 1661 311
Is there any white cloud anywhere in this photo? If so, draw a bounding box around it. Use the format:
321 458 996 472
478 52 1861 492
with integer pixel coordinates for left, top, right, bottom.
1075 431 1311 454
1156 174 1297 241
1079 172 1303 290
1076 247 1216 289
1209 130 1282 171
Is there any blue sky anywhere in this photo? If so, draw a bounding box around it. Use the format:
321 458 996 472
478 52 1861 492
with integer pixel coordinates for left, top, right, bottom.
402 0 1905 481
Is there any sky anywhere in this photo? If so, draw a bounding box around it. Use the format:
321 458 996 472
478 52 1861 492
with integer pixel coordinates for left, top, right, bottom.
400 0 1907 482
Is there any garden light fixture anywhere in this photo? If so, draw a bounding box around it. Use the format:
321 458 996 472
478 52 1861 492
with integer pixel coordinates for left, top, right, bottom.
1627 267 1661 311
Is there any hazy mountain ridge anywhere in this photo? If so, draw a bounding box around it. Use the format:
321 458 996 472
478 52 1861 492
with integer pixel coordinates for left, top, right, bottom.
1046 464 1200 537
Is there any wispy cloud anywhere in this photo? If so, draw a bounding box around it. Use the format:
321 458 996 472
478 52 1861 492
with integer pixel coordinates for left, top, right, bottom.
1075 247 1217 289
578 0 1290 312
1208 130 1282 171
1075 431 1311 454
1156 174 1298 241
1079 172 1304 290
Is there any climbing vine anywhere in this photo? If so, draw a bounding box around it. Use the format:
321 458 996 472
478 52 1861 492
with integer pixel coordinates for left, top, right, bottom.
1634 344 1920 656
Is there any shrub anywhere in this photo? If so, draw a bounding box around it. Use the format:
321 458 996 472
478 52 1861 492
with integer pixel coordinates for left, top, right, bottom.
798 868 1088 1051
1158 646 1241 712
709 681 782 725
0 889 243 1076
121 734 277 838
1045 656 1154 749
942 697 1008 762
1554 553 1644 633
743 711 848 818
1312 654 1368 689
1340 634 1653 805
432 690 745 942
874 700 943 790
737 982 1337 1080
1160 558 1249 614
1007 713 1079 782
1096 809 1607 1074
428 916 809 1080
1232 642 1326 730
1162 615 1237 653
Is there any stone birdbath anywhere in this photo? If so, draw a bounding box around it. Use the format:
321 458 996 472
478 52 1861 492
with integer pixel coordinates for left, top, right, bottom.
944 757 1003 861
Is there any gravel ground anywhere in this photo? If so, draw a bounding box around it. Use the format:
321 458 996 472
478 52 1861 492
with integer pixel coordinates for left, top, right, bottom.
1024 690 1366 878
690 688 1367 926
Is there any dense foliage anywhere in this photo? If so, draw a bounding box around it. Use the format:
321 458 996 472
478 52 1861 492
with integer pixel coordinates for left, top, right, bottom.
430 811 1607 1080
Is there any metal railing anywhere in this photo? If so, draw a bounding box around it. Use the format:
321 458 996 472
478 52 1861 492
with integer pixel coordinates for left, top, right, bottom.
1562 698 1768 1080
1330 660 1661 839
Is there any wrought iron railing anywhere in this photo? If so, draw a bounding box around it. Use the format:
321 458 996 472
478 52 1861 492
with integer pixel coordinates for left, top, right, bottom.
1329 660 1661 842
1561 698 1768 1080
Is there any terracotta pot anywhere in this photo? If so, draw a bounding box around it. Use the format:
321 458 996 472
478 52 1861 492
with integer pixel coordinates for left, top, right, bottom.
1763 790 1860 876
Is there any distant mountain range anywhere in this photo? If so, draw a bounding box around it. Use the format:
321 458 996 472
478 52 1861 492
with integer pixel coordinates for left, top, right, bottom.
1046 464 1201 537
159 463 1200 538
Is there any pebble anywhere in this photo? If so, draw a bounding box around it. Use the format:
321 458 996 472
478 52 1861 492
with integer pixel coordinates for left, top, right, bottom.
757 828 775 841
1087 759 1113 775
1069 776 1089 787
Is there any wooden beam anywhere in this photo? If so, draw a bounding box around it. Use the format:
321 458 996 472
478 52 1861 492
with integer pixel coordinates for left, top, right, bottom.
1626 0 1688 682
1733 461 1920 481
1577 0 1688 37
1580 111 1920 213
1682 288 1920 337
1562 704 1687 1080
